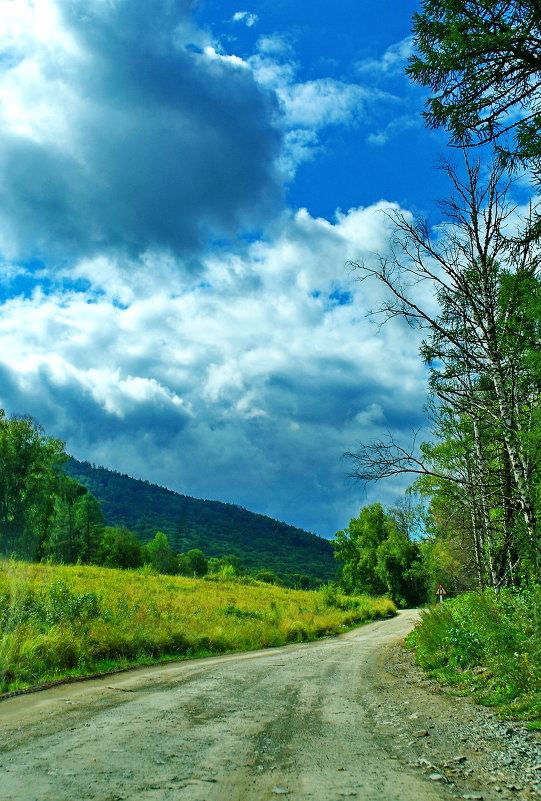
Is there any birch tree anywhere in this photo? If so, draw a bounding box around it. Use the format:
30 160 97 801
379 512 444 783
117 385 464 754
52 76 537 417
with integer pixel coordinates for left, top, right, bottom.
348 157 541 585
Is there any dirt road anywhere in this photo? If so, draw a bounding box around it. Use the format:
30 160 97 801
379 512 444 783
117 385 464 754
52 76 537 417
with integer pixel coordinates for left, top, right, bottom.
1 610 540 801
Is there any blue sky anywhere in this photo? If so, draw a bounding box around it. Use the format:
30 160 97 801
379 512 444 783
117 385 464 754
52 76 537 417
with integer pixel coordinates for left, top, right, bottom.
0 0 457 537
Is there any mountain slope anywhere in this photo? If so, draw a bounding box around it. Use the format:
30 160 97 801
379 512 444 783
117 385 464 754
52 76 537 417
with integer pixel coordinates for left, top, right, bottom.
64 458 337 581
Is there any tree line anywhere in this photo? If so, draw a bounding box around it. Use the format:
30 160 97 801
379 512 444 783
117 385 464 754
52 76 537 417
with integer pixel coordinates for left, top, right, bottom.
336 0 541 597
0 411 318 589
64 458 336 582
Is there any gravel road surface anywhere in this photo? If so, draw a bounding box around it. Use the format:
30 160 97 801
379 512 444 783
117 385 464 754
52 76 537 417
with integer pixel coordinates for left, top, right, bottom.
1 610 540 801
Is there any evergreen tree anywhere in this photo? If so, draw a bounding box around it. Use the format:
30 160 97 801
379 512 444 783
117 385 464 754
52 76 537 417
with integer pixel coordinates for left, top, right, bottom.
44 476 104 564
145 531 177 574
75 492 104 564
408 0 541 168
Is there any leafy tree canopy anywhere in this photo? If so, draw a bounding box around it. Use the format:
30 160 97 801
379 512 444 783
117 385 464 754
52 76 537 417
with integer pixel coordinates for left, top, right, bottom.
334 504 393 597
100 526 144 569
145 531 177 574
0 410 67 558
407 0 541 166
333 503 426 606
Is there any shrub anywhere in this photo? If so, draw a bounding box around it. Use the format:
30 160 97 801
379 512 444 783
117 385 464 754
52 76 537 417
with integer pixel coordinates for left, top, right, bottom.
407 587 541 717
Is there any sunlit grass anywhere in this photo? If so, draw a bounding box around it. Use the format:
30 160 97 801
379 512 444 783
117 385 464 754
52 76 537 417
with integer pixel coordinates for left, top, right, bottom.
406 586 541 722
0 560 396 693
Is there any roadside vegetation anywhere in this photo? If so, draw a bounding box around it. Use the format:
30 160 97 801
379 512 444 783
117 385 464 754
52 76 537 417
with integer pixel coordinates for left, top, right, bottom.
407 589 541 727
0 559 395 694
332 0 541 728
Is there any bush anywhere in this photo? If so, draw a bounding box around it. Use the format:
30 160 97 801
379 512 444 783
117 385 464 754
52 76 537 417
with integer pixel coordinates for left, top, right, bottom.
407 587 541 717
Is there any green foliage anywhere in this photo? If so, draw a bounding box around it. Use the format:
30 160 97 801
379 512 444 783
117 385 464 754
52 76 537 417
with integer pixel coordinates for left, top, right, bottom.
0 411 67 559
1 580 101 632
63 458 336 583
44 476 104 565
334 504 389 596
100 526 144 569
253 569 278 584
208 554 242 576
0 560 396 693
376 529 427 608
407 0 541 168
319 582 343 608
408 587 541 719
418 535 472 596
333 503 426 606
145 531 177 574
215 564 238 582
319 583 397 623
176 548 209 576
75 493 105 564
0 412 108 567
220 603 262 620
348 157 541 592
184 548 208 577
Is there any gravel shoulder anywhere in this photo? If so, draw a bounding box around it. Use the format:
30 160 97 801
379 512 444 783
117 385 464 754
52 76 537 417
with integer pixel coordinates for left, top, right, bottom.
1 610 540 801
363 637 541 800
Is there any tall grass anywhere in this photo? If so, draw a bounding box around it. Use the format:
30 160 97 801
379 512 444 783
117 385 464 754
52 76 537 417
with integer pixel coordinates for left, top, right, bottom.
407 587 541 724
0 561 396 693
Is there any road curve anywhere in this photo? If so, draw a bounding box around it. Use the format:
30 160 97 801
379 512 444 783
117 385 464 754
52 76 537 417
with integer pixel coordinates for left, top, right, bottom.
0 610 456 801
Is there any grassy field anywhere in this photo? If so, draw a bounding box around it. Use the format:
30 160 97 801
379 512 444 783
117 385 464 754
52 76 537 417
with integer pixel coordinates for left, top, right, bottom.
0 560 396 694
407 587 541 727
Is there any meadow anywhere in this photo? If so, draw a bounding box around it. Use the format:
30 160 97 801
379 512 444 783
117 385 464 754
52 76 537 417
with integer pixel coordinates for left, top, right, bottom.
0 560 396 694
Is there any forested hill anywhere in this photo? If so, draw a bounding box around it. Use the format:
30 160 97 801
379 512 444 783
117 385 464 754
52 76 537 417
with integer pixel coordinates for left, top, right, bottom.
63 458 336 581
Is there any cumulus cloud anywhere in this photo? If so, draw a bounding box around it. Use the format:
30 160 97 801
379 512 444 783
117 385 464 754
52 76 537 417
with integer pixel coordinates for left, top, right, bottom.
279 79 374 129
0 204 428 535
0 0 283 262
0 3 436 535
0 2 418 264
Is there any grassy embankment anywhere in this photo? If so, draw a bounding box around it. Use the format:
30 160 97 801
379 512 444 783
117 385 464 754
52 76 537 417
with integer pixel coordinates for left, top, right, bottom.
407 587 541 727
0 560 396 694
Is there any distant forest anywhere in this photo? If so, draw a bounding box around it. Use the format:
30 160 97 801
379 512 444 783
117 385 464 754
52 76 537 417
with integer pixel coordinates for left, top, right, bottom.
64 458 337 582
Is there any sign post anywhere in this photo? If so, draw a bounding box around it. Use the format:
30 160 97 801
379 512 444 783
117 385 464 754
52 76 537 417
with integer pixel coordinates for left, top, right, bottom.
434 584 448 604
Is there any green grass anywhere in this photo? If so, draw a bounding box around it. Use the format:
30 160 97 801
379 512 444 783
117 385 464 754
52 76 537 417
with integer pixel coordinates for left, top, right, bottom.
406 586 541 723
0 561 396 693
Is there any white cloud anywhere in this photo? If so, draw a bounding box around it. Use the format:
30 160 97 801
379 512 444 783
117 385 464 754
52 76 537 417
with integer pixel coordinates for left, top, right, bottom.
279 79 372 128
357 36 414 76
245 36 399 175
0 203 428 535
0 2 436 535
0 0 283 261
0 1 420 265
232 11 259 27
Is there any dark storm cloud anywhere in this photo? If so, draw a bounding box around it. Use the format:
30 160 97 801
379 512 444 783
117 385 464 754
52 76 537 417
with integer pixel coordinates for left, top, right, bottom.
0 0 283 261
261 351 428 435
0 359 191 448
